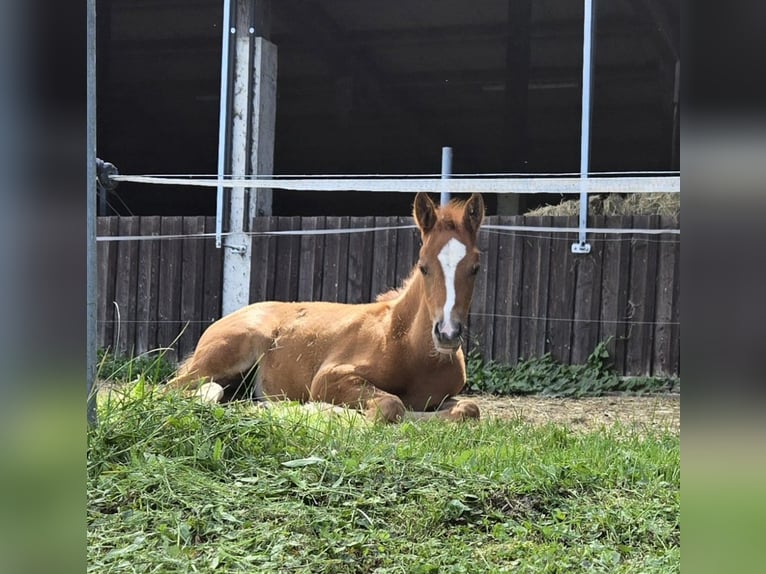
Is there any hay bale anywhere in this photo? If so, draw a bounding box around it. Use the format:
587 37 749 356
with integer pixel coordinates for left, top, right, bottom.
526 192 679 220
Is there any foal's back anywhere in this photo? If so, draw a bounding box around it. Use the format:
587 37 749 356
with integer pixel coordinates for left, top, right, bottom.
177 298 395 399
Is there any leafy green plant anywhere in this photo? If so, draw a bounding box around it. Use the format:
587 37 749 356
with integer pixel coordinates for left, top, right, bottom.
466 341 679 397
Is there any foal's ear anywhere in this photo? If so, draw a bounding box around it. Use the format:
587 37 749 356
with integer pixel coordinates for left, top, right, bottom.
463 193 485 235
413 193 438 234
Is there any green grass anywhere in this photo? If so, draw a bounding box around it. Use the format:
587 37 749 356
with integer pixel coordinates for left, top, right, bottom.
88 381 679 573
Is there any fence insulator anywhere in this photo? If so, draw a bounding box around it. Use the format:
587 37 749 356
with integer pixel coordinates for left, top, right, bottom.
96 158 119 191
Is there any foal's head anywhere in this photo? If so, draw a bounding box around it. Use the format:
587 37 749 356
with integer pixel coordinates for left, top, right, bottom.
413 192 485 355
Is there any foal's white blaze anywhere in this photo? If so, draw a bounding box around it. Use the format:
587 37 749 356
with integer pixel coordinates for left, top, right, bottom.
437 238 467 337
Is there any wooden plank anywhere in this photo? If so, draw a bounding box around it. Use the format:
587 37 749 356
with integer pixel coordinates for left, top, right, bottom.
571 215 605 364
546 216 577 366
322 216 350 302
598 216 632 375
467 215 495 357
490 216 509 362
249 216 276 303
493 215 523 364
298 217 325 301
273 217 301 302
385 215 401 297
114 217 139 356
370 216 398 300
178 217 205 359
669 231 681 375
346 216 374 304
625 215 659 376
202 216 223 327
519 216 542 360
96 217 119 352
135 216 161 355
481 216 501 359
311 217 326 301
641 214 661 376
508 216 526 365
394 216 417 290
534 216 553 357
320 217 340 302
157 217 183 362
652 216 678 376
491 216 510 363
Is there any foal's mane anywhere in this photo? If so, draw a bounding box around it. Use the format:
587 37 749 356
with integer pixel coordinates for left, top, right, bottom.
376 273 417 302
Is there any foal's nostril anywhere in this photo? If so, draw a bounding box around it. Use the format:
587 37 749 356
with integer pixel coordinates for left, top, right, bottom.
434 320 462 343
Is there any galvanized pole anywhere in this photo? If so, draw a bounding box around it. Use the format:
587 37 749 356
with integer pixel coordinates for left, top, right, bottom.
440 146 452 206
216 0 234 248
222 0 254 316
86 0 98 425
572 0 595 254
671 59 680 169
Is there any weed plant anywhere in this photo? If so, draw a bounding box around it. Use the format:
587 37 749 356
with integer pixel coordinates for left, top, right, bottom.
465 341 680 397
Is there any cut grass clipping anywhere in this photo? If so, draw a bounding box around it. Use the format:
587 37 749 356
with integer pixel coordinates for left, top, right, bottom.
89 379 679 573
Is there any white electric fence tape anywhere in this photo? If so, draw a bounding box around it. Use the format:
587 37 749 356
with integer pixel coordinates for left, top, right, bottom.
110 174 679 194
99 173 680 242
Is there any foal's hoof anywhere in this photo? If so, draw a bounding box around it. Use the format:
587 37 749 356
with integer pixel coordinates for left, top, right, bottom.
196 382 225 404
366 396 406 423
449 399 480 421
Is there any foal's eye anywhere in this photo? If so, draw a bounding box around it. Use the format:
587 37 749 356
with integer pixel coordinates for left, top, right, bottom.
470 263 480 276
419 264 429 276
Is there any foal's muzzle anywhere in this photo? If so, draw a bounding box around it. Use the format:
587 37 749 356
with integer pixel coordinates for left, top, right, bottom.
433 320 463 351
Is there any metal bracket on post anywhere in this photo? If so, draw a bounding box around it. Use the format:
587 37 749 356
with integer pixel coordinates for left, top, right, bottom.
571 176 592 254
571 239 592 254
571 241 592 254
224 242 248 255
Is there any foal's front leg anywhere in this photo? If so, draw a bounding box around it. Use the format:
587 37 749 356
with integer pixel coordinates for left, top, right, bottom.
310 364 406 423
404 397 481 422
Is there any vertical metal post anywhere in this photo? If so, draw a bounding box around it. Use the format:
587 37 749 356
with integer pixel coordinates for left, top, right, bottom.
222 0 254 317
216 0 234 248
87 0 98 426
440 146 452 206
572 0 595 254
671 59 680 169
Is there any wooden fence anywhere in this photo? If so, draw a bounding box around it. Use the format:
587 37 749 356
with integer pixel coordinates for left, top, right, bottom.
97 215 680 376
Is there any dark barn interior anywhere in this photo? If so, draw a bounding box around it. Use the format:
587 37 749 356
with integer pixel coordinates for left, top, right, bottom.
97 0 679 216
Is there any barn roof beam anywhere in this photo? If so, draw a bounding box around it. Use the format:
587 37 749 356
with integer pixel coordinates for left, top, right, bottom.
324 18 651 47
273 0 480 171
276 64 665 92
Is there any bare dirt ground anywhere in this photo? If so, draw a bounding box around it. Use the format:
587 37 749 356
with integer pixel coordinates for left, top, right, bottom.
468 394 680 433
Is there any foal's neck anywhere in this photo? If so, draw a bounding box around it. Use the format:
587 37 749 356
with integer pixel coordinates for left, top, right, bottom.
390 270 433 343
